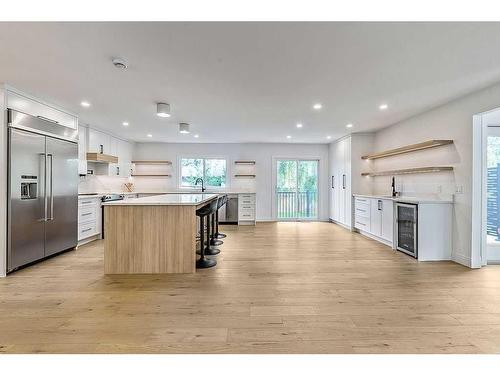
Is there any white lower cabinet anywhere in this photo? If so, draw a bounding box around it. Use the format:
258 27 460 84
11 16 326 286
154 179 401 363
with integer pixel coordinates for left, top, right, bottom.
354 196 393 246
238 193 256 225
78 197 102 242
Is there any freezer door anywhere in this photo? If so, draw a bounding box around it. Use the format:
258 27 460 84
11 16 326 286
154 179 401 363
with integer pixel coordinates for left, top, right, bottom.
44 136 78 256
8 128 47 271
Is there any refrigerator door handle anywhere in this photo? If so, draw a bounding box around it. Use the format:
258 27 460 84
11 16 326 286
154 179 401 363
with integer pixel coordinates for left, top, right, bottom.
39 152 48 222
48 153 54 221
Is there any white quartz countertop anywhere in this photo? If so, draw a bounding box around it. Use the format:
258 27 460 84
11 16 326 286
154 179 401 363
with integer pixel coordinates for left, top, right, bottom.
353 194 454 204
102 193 219 206
79 190 255 198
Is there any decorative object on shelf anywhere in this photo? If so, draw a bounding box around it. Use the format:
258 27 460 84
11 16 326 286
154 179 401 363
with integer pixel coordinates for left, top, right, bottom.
86 152 118 163
131 160 172 165
234 174 256 178
361 166 454 177
234 160 256 165
361 140 454 160
123 182 134 192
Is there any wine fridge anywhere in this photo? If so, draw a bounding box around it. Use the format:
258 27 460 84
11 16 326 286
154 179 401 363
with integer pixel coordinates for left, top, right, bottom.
395 202 418 258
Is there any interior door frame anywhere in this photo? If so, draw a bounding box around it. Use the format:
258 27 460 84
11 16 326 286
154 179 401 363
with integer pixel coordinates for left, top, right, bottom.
272 157 320 222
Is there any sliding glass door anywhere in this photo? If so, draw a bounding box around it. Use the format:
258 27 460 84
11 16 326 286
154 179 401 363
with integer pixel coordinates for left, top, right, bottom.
275 159 319 220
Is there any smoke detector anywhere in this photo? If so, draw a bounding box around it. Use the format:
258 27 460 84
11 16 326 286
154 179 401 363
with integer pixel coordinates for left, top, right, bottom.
112 58 128 69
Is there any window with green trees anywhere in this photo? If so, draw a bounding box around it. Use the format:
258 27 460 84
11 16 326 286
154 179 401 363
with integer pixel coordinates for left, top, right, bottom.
180 158 227 187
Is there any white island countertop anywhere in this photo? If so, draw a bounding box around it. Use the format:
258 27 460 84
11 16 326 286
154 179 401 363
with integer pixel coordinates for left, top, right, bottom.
102 193 219 206
353 194 454 204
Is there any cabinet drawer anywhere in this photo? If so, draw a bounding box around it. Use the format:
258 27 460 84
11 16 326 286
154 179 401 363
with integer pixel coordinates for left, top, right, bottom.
354 215 370 231
239 194 255 203
78 206 96 223
355 197 370 205
78 222 97 240
239 210 255 220
354 205 370 218
239 203 255 210
78 198 99 207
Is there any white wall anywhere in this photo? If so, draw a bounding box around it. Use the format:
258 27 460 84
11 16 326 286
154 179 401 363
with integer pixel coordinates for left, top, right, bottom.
133 142 330 221
368 81 500 267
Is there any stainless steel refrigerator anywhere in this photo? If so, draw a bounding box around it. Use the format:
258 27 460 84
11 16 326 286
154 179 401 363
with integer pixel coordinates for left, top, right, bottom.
7 109 79 273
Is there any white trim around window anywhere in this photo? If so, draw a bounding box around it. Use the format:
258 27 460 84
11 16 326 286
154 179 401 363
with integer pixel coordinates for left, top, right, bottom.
177 155 230 190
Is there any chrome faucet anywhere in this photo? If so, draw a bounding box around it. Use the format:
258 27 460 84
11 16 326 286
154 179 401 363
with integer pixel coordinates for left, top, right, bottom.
195 177 206 192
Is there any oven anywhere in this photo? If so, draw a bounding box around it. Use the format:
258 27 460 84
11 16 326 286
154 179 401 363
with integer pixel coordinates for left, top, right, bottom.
101 194 124 238
395 202 418 258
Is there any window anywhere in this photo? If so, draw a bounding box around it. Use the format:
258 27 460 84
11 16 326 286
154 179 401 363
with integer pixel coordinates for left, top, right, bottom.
180 158 227 188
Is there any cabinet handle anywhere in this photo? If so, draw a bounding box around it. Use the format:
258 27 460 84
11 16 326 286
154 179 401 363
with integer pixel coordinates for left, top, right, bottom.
331 176 334 189
378 200 382 211
37 115 59 124
342 174 346 189
82 228 93 233
99 144 103 154
356 208 366 213
356 221 366 226
82 212 92 216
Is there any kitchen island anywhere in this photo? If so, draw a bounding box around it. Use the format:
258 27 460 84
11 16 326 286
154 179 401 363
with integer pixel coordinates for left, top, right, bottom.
102 193 218 274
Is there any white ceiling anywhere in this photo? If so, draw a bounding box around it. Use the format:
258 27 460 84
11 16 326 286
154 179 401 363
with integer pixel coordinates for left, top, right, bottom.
2 22 500 143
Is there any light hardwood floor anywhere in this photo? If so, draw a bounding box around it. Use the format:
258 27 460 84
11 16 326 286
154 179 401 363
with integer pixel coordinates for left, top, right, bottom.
1 222 500 354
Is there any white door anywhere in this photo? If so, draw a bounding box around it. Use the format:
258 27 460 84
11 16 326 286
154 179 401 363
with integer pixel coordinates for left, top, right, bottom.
329 142 337 220
336 139 346 224
275 159 319 221
381 199 394 242
370 199 382 236
486 126 500 263
88 128 110 154
343 137 352 227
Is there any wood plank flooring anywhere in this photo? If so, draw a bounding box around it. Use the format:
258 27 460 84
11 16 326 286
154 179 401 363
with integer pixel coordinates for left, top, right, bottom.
1 222 500 354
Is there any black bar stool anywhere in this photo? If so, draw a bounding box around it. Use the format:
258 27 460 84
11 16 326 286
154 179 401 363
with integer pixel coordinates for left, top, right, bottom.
210 195 225 246
195 199 219 269
215 194 227 239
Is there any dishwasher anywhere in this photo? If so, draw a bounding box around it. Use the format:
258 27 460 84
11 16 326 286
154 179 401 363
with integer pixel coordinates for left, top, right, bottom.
220 194 238 224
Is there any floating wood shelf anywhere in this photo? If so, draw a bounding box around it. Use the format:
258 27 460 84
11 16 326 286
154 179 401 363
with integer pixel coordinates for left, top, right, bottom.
361 166 454 177
132 160 172 165
234 174 256 178
131 174 172 177
86 152 118 164
361 140 454 160
234 160 256 165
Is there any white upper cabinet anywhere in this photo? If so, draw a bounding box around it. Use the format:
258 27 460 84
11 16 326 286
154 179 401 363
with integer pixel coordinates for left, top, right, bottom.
88 128 111 154
7 90 78 129
78 125 88 175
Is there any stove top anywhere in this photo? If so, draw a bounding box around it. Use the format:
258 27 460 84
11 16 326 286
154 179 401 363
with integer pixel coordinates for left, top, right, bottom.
101 194 124 202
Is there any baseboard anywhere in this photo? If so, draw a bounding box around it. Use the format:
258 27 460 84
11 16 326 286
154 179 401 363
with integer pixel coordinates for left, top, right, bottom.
329 218 352 231
451 252 472 268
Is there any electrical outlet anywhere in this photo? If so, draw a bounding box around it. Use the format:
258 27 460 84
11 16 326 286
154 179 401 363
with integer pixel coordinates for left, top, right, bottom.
455 185 463 194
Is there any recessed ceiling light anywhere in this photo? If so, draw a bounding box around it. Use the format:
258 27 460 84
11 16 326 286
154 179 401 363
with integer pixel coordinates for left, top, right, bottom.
346 123 353 128
286 135 292 139
379 104 388 110
179 123 190 134
80 101 91 107
147 134 152 138
156 102 171 118
313 103 322 110
296 123 303 128
326 136 332 139
122 121 129 126
194 134 199 138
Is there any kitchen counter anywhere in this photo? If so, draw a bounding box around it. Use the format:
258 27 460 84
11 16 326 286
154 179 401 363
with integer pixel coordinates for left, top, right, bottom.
102 193 218 206
103 193 219 275
353 194 454 204
79 190 255 197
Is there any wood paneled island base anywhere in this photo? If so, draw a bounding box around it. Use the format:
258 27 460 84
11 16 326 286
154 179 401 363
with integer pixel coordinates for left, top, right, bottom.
103 194 218 274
